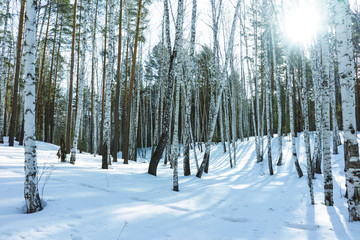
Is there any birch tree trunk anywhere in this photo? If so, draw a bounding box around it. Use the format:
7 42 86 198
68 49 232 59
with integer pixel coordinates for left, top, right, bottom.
270 24 283 166
287 50 303 178
113 0 123 162
329 20 340 153
264 29 273 175
196 0 240 178
148 0 184 176
171 75 181 191
311 45 323 175
90 0 99 156
301 51 315 205
104 0 115 166
182 0 197 176
335 0 360 221
320 3 334 206
24 0 42 213
70 0 88 164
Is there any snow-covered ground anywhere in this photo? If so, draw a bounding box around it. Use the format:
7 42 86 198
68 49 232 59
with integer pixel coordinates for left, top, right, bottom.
1 134 360 240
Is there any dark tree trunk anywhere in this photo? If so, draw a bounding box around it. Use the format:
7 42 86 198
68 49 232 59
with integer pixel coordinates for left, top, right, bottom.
66 0 78 154
9 0 25 147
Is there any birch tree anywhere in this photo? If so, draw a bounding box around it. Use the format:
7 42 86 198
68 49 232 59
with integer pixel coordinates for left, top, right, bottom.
148 0 184 176
320 1 333 206
301 51 315 204
70 0 89 164
196 0 241 178
287 50 303 178
335 0 360 221
24 0 42 213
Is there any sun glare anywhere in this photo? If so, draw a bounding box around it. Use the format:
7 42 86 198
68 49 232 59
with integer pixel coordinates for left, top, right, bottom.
284 3 320 44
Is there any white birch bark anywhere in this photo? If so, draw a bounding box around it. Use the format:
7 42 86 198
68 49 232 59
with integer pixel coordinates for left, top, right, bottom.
335 0 360 221
172 0 185 191
271 24 283 166
223 92 233 168
310 45 323 175
320 2 334 206
182 0 196 176
254 1 263 163
23 0 42 213
287 49 303 178
264 31 273 176
70 0 89 164
301 51 315 205
196 0 241 178
104 0 115 165
230 56 237 166
328 14 341 153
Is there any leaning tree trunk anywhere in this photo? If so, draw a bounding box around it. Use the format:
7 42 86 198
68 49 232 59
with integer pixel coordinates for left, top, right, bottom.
335 0 360 221
196 0 241 178
148 0 184 176
23 0 42 214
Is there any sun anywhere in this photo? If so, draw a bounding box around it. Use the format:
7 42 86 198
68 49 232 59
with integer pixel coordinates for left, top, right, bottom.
284 2 320 44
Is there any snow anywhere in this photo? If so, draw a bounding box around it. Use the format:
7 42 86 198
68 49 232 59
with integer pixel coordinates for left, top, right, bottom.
1 135 360 240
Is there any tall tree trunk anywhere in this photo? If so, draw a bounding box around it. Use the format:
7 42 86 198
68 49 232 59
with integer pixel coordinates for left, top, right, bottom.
100 0 108 160
270 24 283 166
182 0 197 176
287 50 303 178
320 4 334 206
45 2 59 143
122 0 143 163
196 0 241 178
264 25 273 175
66 0 78 154
9 0 26 146
35 2 52 141
90 0 99 155
311 45 323 175
301 51 315 205
50 17 63 144
0 0 10 143
70 0 88 165
113 0 123 162
148 0 184 176
335 0 360 221
24 0 42 213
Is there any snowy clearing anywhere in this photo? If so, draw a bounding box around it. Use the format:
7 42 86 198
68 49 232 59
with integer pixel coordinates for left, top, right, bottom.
1 134 360 240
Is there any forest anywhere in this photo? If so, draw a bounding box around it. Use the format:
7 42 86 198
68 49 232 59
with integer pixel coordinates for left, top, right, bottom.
1 0 360 239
